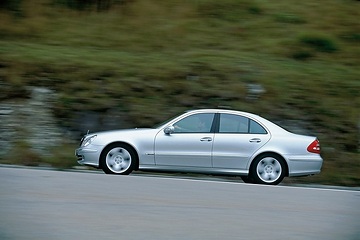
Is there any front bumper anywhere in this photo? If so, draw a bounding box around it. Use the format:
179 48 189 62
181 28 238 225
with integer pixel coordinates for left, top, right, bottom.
75 145 103 168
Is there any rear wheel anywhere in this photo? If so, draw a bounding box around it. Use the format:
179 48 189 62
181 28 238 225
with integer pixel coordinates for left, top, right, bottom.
250 154 286 185
100 143 137 175
240 176 254 183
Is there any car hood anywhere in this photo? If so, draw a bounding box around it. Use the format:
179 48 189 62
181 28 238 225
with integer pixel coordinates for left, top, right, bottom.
89 128 160 146
94 128 154 135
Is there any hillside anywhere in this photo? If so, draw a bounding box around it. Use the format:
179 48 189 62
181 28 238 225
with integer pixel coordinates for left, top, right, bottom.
0 0 359 186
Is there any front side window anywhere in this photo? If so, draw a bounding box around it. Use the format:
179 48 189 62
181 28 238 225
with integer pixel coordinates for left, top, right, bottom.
173 113 215 133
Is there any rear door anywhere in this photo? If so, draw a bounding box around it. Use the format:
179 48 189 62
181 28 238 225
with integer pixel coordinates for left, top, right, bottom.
212 113 271 169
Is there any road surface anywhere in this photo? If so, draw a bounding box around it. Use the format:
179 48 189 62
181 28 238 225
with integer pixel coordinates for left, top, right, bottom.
0 166 359 240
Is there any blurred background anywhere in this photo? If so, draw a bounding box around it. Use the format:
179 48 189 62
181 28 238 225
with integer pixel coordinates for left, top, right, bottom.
0 0 358 186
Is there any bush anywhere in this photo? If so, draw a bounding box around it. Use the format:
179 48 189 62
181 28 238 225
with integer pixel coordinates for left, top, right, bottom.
43 143 79 169
340 32 360 42
299 33 338 53
53 0 133 11
274 13 306 24
247 5 263 15
2 140 42 166
291 49 313 61
196 0 263 21
0 0 23 17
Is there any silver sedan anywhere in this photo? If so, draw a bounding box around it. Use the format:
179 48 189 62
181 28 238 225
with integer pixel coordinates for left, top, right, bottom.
76 109 323 185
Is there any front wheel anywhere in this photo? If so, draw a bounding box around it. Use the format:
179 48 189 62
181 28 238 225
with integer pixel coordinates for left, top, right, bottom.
100 143 137 175
250 154 286 185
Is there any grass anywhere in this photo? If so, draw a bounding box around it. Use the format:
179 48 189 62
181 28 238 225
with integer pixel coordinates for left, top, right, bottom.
0 0 359 186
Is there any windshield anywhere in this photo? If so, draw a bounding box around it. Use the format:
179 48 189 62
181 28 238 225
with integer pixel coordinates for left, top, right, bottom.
152 112 184 129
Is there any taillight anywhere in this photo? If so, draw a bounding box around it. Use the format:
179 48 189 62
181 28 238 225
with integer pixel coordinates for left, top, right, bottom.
307 139 321 154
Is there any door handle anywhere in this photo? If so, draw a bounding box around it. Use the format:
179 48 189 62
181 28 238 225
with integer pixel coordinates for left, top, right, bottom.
200 137 212 142
249 138 261 143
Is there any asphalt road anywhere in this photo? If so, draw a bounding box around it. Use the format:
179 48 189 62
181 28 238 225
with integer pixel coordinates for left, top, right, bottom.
0 166 359 240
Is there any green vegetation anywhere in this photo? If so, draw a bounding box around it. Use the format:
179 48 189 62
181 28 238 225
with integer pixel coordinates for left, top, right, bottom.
0 0 359 186
2 140 76 170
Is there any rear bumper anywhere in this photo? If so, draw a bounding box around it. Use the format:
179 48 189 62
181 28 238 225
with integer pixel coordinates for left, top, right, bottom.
287 154 323 177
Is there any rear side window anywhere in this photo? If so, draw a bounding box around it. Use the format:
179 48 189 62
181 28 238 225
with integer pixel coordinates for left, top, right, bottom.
219 114 267 134
219 114 248 133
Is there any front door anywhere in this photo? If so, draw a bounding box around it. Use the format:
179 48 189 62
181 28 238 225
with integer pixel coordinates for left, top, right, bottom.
154 113 215 168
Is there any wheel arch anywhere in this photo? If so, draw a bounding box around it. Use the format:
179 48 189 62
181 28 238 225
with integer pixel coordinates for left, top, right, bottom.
99 141 140 171
250 151 289 177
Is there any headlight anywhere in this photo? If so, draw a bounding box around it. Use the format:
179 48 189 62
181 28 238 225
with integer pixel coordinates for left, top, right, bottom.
82 135 97 147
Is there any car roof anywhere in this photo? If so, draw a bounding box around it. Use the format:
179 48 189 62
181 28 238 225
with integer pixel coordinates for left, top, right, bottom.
186 109 260 118
185 109 288 134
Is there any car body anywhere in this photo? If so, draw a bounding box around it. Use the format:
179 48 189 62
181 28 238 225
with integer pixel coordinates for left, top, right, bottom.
76 109 323 185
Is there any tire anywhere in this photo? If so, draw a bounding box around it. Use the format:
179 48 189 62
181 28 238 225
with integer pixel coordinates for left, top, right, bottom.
250 154 286 185
100 143 137 175
241 176 254 183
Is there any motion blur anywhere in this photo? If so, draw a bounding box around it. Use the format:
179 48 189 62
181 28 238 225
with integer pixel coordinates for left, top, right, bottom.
0 0 358 186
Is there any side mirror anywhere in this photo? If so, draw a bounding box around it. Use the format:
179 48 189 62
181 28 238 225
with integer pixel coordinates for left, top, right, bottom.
164 126 175 135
